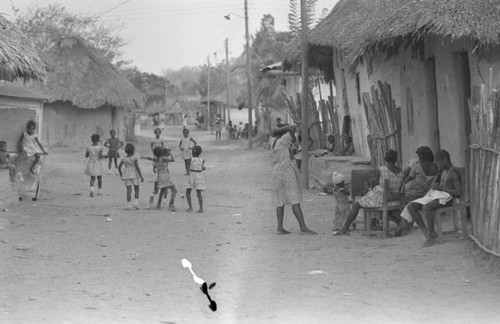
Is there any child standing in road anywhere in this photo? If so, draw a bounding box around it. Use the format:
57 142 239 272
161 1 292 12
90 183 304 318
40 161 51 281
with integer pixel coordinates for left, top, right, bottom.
179 128 197 175
156 147 177 210
118 143 144 210
186 145 206 213
85 134 106 197
141 146 163 208
104 129 123 175
151 128 164 154
331 172 350 234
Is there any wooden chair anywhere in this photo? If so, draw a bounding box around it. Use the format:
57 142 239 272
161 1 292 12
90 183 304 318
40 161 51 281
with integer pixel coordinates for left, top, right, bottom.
432 167 470 243
350 169 401 238
363 179 402 238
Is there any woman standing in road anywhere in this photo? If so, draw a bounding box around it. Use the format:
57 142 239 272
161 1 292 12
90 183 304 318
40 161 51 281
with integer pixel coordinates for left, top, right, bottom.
271 124 316 235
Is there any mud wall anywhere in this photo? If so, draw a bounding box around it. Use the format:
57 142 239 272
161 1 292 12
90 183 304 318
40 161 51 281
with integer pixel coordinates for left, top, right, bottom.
42 102 126 147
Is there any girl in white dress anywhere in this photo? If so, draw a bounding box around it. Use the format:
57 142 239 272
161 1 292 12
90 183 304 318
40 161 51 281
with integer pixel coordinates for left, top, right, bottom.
84 134 106 197
186 145 206 213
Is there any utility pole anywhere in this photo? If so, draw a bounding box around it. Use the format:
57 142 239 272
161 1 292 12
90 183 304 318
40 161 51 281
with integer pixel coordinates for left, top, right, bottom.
300 0 309 188
244 0 253 149
225 38 231 123
207 55 211 132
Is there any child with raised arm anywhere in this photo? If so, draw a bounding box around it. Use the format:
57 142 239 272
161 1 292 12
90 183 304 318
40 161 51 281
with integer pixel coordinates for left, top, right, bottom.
118 144 144 210
0 141 17 182
179 128 197 175
141 146 163 208
104 129 123 175
84 134 106 197
186 145 206 213
156 148 178 211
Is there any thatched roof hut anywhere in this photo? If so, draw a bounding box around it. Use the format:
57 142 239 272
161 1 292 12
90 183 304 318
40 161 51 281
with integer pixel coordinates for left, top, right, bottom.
354 0 500 68
0 15 46 81
285 0 500 72
283 0 407 78
35 36 144 110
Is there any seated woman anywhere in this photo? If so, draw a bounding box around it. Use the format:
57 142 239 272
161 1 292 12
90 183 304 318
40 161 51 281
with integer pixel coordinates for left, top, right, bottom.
395 146 438 236
333 149 404 235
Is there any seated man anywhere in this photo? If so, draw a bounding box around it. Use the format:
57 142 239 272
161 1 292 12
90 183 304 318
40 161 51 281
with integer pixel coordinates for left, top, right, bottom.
399 150 461 247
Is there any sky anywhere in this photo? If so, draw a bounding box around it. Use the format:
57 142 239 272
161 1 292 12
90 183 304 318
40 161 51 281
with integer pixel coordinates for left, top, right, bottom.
0 0 338 75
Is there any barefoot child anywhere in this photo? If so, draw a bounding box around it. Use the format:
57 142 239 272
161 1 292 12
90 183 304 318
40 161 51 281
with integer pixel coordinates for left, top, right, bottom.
331 172 350 234
156 148 178 210
104 129 123 175
85 134 106 197
141 146 163 208
179 128 197 175
0 141 17 182
186 145 205 213
118 144 144 210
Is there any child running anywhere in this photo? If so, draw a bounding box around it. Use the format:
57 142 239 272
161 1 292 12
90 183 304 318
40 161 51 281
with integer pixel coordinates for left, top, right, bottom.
179 128 197 175
104 129 123 175
118 143 144 210
186 145 206 213
84 134 106 197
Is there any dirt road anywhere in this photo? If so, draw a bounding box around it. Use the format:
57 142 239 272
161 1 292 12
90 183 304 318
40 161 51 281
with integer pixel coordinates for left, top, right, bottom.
0 126 499 324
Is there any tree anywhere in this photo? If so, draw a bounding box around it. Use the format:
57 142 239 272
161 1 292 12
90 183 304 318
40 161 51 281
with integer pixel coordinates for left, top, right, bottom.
288 0 319 37
12 3 127 65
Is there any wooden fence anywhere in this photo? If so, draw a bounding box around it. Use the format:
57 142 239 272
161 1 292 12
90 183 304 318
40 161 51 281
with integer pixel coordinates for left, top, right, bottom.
362 81 402 167
469 81 500 257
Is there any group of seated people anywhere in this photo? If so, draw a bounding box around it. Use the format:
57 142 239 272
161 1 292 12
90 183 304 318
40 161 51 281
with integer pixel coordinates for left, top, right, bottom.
332 146 461 248
326 134 354 156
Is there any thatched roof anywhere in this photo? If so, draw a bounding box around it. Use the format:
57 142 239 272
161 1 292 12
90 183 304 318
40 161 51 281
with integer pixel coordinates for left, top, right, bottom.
358 0 500 65
285 0 500 73
34 36 145 110
0 15 46 81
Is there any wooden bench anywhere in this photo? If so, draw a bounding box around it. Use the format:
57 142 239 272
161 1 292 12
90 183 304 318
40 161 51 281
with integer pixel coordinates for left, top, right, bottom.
432 166 470 243
351 169 402 238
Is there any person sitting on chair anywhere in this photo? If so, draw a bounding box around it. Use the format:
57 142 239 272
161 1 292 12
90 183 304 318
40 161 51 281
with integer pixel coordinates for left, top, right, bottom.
398 149 461 247
333 150 403 236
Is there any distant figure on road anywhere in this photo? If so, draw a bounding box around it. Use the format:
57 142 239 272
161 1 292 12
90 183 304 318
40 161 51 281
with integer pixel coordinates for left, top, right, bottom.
179 128 197 175
183 114 189 129
118 143 144 210
85 134 106 197
104 129 123 175
150 128 164 154
213 114 223 140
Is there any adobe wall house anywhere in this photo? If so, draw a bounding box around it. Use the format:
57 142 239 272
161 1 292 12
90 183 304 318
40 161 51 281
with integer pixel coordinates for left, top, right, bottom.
29 37 145 147
0 15 46 209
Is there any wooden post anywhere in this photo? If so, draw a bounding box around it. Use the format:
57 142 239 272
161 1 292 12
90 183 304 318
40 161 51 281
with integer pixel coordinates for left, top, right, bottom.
300 0 309 188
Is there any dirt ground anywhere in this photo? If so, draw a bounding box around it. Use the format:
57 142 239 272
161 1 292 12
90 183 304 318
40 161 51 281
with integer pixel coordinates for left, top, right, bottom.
0 125 499 324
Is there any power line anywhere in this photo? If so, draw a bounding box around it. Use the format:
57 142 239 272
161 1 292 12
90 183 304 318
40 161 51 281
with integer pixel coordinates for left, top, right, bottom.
94 0 133 18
